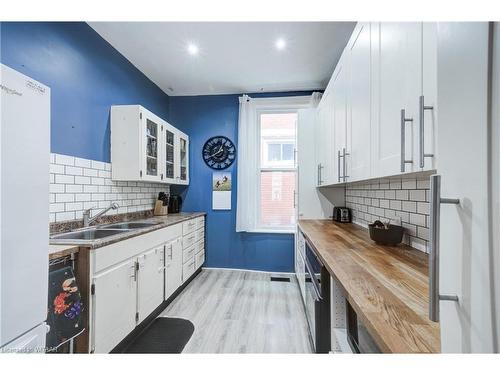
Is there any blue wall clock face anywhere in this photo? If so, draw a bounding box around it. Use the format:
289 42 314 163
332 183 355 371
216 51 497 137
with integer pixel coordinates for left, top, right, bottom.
202 136 236 170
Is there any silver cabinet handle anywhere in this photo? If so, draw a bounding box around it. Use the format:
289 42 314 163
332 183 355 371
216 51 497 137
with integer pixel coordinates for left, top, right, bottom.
419 95 434 168
293 189 296 208
400 109 414 172
337 150 341 182
318 163 323 185
429 174 460 322
342 147 350 182
317 164 320 185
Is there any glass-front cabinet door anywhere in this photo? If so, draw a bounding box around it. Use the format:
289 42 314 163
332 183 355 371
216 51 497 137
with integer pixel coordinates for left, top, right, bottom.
142 110 162 182
164 123 176 183
177 131 189 185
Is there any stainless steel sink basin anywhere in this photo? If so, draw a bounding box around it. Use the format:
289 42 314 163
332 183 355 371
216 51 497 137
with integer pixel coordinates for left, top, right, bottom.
51 228 128 241
101 222 160 230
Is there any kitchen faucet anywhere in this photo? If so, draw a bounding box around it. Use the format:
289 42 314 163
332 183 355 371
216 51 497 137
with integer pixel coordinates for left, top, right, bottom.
83 202 119 227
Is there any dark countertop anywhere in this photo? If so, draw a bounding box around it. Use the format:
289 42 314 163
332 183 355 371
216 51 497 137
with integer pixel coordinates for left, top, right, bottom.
49 212 206 250
298 219 440 353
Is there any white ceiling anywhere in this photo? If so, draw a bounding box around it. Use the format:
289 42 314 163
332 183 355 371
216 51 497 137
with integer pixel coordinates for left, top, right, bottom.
89 22 356 96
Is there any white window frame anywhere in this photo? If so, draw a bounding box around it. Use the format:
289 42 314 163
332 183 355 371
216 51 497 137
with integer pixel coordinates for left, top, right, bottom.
250 96 310 234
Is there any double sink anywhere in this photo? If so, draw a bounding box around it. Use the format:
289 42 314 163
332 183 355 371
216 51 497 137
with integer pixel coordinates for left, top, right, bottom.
51 221 162 244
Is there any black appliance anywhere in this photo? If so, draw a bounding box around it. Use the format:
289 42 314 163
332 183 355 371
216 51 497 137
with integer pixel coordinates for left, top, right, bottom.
168 195 182 214
346 300 381 353
304 242 331 353
333 206 352 223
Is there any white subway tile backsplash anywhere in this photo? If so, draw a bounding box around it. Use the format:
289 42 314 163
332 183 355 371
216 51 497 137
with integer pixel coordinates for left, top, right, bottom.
402 201 417 212
91 160 106 170
346 175 431 253
409 213 426 226
91 177 105 186
402 179 417 189
409 190 426 202
55 193 75 203
55 174 74 184
50 153 169 223
55 154 74 166
56 211 75 222
65 166 83 176
50 164 65 174
74 157 91 168
83 168 98 177
65 184 83 193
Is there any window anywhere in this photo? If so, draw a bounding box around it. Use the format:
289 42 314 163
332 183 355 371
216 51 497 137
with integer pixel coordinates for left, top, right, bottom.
235 94 311 234
259 112 297 230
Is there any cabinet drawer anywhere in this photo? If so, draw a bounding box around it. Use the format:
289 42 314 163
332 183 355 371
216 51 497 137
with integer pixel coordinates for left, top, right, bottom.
182 232 197 249
182 219 197 235
183 245 195 264
195 250 205 269
194 228 204 243
182 258 195 281
195 240 204 254
195 216 205 230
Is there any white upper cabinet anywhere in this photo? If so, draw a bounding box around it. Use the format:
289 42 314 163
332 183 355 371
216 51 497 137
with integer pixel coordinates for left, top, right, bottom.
332 59 349 183
111 105 189 185
314 22 438 186
347 22 372 181
371 22 423 177
315 89 335 186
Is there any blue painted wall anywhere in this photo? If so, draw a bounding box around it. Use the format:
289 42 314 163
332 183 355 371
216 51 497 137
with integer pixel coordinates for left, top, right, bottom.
169 92 315 272
1 21 316 272
0 22 170 162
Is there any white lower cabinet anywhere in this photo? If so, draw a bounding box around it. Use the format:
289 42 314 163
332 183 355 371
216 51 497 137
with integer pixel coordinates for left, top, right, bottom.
93 258 137 354
90 216 205 353
137 246 165 324
165 237 183 300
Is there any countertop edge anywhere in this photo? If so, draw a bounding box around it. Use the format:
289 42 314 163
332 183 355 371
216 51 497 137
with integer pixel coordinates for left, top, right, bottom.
50 212 206 250
297 219 440 354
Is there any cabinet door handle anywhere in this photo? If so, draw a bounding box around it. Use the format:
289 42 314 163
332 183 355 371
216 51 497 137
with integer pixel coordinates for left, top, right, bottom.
400 109 414 172
428 175 460 322
419 95 434 168
342 147 350 182
318 164 323 185
337 150 341 182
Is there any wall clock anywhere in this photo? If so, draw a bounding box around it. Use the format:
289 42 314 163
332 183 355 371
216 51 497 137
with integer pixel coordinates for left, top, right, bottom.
202 136 236 170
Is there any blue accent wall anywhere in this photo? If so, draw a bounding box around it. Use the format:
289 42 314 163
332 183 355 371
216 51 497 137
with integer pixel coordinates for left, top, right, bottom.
0 22 170 162
169 92 315 273
1 21 316 272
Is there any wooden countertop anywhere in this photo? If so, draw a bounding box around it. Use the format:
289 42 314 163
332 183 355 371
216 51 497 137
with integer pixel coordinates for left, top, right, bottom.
298 220 440 353
49 244 79 260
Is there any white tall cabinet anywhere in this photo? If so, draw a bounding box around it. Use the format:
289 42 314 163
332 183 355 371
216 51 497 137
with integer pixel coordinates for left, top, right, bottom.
111 105 189 185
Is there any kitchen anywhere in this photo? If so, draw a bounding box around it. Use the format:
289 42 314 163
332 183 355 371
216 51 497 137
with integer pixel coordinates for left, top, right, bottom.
1 1 500 370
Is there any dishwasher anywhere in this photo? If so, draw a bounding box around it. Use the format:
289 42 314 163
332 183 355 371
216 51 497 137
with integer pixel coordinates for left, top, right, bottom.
304 242 331 353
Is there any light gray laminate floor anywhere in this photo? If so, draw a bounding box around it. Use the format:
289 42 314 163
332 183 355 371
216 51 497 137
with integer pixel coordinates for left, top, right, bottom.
160 269 312 353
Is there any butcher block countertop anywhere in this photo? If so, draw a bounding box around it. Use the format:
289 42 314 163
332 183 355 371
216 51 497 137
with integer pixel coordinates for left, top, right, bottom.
298 220 440 353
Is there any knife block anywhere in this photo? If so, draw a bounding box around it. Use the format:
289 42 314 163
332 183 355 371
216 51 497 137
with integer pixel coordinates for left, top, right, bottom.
153 200 169 216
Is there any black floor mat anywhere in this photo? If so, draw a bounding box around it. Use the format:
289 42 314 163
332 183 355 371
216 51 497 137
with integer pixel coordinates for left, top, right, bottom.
123 317 194 353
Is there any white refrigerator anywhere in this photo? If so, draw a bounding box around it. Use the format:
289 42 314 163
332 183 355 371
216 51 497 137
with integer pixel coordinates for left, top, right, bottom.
0 64 50 352
433 23 499 353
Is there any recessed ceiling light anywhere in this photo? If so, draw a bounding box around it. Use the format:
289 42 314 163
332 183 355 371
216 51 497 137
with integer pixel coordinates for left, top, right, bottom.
275 38 286 51
187 43 199 56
